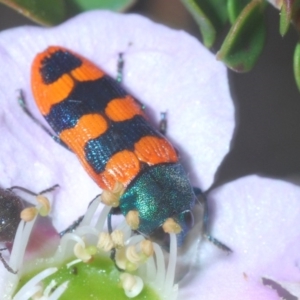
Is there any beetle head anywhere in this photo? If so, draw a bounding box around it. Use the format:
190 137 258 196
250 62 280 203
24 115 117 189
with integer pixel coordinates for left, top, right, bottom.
120 163 196 247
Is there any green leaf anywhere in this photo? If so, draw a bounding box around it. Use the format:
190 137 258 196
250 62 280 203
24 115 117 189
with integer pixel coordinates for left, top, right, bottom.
280 0 293 36
227 0 251 24
293 42 300 92
217 0 266 72
181 0 228 48
67 0 136 12
279 0 300 36
0 0 65 26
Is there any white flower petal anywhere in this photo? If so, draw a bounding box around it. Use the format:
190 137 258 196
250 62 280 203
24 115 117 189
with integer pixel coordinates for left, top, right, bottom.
0 10 233 297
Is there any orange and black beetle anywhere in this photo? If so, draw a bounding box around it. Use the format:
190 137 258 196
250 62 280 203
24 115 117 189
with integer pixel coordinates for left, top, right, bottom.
30 46 229 250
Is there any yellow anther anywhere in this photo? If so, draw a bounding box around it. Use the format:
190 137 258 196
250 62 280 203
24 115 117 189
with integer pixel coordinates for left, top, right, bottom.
126 210 139 230
101 191 120 207
36 195 51 216
120 273 144 298
101 182 125 207
116 246 141 272
140 240 154 257
126 245 141 264
97 232 114 252
111 230 124 248
120 273 136 291
112 181 125 195
20 207 38 222
162 218 182 234
74 242 92 263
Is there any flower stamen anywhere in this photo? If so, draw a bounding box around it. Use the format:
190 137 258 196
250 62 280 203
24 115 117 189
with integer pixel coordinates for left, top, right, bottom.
162 218 182 234
111 230 124 248
101 182 124 207
36 195 51 216
20 207 38 222
73 242 93 263
97 232 114 252
120 273 144 298
126 210 140 230
5 188 178 300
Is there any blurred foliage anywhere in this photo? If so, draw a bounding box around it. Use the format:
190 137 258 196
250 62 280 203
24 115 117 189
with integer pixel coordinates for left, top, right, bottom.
217 0 266 72
180 0 228 48
0 0 65 25
181 0 267 72
280 0 293 36
294 42 300 91
227 0 250 23
180 0 300 91
68 0 135 12
0 0 136 26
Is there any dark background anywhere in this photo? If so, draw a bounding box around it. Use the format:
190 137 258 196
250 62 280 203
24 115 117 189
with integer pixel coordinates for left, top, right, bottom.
1 0 299 191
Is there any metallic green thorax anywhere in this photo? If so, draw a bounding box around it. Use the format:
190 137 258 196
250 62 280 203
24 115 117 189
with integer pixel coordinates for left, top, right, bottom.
120 163 195 245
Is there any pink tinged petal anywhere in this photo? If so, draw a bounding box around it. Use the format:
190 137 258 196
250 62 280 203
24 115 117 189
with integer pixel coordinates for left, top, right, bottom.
179 175 300 299
25 215 60 260
0 10 233 297
5 215 59 260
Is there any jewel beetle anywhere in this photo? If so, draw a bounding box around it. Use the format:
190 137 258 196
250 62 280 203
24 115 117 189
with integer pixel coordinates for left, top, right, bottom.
0 184 58 273
0 188 24 245
29 46 229 250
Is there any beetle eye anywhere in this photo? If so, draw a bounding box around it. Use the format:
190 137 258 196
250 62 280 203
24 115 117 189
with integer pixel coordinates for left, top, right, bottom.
183 210 194 230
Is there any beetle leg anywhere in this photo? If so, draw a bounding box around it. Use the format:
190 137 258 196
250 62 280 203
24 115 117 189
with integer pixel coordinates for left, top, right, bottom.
115 51 146 114
18 89 71 151
107 207 124 270
0 248 17 274
159 112 167 135
116 52 124 83
59 194 99 236
107 207 122 234
59 215 84 237
194 187 232 253
108 211 116 271
38 184 60 195
8 184 59 197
